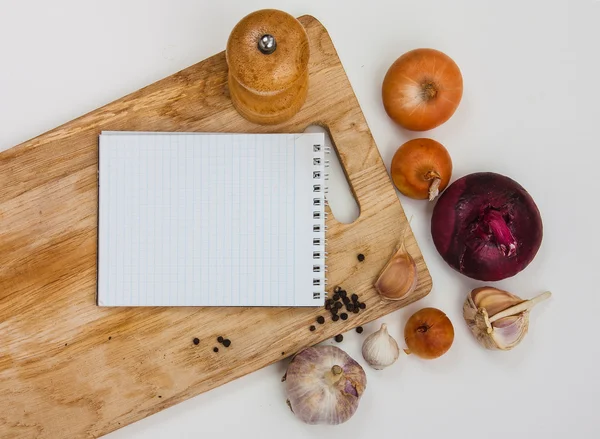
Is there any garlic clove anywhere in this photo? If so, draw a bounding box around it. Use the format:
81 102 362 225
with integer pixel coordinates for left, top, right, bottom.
374 242 417 301
491 315 529 350
361 323 400 369
471 287 523 317
464 287 551 351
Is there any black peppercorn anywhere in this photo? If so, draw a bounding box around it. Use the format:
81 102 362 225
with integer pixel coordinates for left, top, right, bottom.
339 290 347 297
359 303 366 309
193 337 200 345
223 339 231 347
332 314 340 321
332 293 340 301
217 336 224 343
353 307 359 314
330 306 338 314
316 316 325 324
213 347 219 352
351 294 358 302
357 253 365 262
309 325 316 331
356 326 364 334
325 302 331 310
334 334 343 343
340 313 348 320
346 303 354 312
335 302 343 309
334 286 342 293
342 296 350 305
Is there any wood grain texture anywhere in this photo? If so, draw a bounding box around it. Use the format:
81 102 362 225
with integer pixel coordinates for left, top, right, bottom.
0 15 431 438
227 9 310 124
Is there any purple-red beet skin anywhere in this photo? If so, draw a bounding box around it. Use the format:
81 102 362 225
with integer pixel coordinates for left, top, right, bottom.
431 172 543 281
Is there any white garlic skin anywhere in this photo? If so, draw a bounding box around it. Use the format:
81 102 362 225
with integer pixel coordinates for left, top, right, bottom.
284 345 366 425
463 287 527 350
464 287 551 351
362 323 400 369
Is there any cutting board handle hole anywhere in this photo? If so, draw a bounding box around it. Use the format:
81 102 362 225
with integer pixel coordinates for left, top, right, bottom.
304 125 359 224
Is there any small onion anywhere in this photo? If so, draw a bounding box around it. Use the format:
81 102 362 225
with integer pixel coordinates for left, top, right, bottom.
283 345 367 425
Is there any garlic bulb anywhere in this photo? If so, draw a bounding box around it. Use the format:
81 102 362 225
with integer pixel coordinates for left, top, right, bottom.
362 323 400 369
283 346 367 425
374 234 417 300
463 287 551 350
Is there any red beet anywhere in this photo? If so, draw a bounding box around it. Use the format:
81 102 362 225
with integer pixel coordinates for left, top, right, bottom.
431 172 542 281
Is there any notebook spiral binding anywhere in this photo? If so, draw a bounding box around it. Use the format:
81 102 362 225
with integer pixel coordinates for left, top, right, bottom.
312 144 329 301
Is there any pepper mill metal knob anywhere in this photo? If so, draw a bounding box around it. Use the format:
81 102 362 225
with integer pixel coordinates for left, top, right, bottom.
226 9 310 125
258 34 277 54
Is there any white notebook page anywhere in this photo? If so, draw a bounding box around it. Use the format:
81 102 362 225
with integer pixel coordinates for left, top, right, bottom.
97 132 325 307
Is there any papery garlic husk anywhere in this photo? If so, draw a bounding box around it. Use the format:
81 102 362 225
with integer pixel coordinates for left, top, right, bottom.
283 346 367 425
362 323 400 369
463 287 551 350
375 238 417 300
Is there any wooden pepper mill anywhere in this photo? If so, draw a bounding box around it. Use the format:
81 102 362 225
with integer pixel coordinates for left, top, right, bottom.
226 9 310 125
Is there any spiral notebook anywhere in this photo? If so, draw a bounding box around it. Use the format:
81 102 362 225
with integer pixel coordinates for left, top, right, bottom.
97 132 327 307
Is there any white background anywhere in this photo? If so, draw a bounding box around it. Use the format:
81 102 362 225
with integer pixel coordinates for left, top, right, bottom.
1 0 598 438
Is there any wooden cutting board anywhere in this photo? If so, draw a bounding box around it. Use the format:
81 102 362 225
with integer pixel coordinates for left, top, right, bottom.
0 15 431 438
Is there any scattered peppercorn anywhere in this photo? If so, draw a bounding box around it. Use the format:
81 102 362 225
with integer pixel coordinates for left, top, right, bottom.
351 294 359 302
330 306 338 314
217 336 224 343
340 313 348 320
333 294 340 301
325 302 331 310
335 302 343 309
334 334 344 343
193 337 200 345
309 325 316 331
334 286 342 293
346 303 355 312
332 314 340 321
317 316 325 324
356 326 364 334
357 253 365 262
223 339 231 347
213 347 219 352
339 290 347 297
353 307 360 314
359 303 366 309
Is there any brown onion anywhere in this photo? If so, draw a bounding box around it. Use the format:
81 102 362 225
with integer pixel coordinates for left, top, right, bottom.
404 307 454 359
390 138 452 200
382 48 463 131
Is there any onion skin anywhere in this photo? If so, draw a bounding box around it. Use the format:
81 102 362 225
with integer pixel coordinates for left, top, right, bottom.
404 307 454 359
431 172 543 281
284 346 366 425
390 138 452 200
382 48 463 131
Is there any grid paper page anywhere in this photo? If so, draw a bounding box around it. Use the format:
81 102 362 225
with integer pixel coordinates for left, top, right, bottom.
97 132 325 307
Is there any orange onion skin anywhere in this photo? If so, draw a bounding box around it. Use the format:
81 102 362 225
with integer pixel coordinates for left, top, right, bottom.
390 138 452 200
382 48 463 131
404 308 454 359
